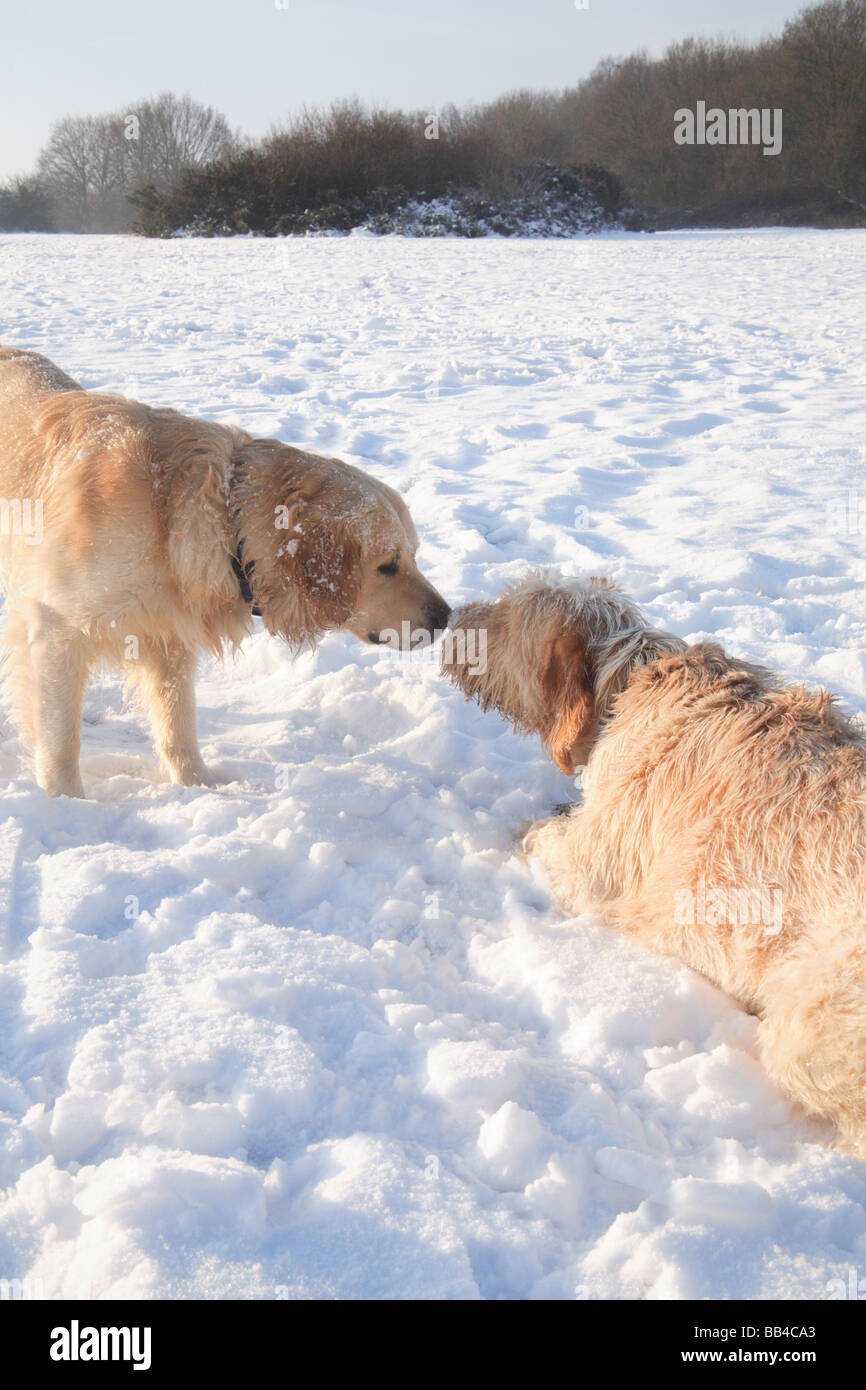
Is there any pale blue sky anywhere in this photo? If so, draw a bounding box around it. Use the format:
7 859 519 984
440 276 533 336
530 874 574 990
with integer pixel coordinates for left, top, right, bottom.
2 0 803 180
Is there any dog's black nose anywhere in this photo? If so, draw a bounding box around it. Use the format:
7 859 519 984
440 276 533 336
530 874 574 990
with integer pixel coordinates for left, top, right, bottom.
425 597 451 633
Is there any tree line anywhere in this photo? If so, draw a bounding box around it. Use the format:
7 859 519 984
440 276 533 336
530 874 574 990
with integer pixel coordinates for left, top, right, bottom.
1 0 863 236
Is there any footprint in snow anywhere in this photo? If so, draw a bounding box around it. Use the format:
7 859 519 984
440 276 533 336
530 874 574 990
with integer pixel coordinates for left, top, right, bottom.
495 422 550 440
740 399 789 414
661 413 730 438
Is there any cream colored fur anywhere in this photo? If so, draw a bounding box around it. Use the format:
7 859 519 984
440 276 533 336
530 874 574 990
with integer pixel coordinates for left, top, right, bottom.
444 573 866 1158
0 346 449 797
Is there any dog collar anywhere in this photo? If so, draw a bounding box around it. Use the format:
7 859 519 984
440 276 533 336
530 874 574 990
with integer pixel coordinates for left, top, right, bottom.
231 538 261 617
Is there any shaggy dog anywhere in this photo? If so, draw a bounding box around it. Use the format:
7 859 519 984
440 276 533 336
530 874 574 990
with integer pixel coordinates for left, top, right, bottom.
0 347 449 797
444 573 866 1158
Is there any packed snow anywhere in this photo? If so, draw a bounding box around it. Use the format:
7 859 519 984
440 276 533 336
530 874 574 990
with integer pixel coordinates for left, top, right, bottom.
1 228 866 1301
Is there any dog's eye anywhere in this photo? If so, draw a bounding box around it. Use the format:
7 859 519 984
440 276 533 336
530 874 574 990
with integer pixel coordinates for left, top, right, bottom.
378 559 399 576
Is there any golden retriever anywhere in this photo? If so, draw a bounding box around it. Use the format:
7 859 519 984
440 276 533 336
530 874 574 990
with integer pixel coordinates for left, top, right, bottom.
444 573 866 1158
0 346 449 797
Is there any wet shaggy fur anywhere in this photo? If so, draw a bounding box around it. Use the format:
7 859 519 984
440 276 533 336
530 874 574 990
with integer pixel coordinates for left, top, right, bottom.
0 346 449 798
444 573 866 1158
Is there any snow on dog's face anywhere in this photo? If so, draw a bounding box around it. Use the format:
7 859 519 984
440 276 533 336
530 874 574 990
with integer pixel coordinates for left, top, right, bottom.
236 444 449 651
442 574 684 773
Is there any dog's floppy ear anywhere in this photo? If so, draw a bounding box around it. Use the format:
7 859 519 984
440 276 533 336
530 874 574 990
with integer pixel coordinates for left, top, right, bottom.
291 503 362 637
542 630 595 774
260 484 362 647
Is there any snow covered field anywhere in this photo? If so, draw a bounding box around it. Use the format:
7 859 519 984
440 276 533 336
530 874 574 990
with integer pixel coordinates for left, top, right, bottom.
1 228 866 1301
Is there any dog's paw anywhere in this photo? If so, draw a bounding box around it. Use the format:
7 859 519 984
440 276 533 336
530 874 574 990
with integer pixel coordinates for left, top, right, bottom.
522 811 575 862
165 754 216 788
519 817 550 857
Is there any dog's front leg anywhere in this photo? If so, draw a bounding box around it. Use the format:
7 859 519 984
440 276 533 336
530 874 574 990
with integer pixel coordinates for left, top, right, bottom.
29 614 89 798
135 638 211 787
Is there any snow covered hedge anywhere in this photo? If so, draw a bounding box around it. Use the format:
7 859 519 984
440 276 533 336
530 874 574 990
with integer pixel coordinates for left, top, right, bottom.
133 161 647 239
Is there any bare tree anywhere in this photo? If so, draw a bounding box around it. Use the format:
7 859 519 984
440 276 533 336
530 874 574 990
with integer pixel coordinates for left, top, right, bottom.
124 92 237 192
37 114 125 231
37 93 237 232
